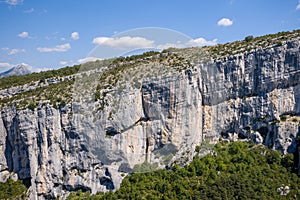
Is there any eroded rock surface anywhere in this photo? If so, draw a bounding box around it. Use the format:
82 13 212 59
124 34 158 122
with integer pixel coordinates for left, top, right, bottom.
0 39 299 199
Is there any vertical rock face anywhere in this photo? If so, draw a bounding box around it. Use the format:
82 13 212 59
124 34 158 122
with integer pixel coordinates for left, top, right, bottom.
0 105 112 199
0 39 299 198
199 40 300 150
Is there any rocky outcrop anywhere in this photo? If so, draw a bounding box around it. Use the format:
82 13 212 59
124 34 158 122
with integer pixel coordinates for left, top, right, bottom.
0 39 299 199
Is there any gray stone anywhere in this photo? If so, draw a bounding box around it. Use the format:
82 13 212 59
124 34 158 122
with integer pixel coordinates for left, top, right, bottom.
0 38 299 199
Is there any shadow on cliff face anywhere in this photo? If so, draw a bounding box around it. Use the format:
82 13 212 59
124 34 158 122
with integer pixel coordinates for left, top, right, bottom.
71 27 205 174
1 109 32 188
294 84 300 113
201 44 300 106
295 127 300 174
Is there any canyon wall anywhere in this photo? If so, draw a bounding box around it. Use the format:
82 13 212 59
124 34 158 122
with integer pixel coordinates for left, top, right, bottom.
0 39 299 199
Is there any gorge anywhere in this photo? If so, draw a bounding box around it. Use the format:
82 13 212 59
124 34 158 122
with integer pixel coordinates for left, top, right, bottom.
0 30 299 199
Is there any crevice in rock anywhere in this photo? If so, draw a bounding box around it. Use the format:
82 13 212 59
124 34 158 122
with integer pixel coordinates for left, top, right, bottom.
99 168 115 190
22 177 32 188
141 84 149 116
145 137 149 155
120 117 150 134
4 136 13 171
100 176 114 190
1 112 14 171
63 184 91 193
294 127 300 175
105 126 120 137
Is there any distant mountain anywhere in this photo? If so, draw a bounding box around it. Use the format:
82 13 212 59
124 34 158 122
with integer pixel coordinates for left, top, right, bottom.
0 64 32 78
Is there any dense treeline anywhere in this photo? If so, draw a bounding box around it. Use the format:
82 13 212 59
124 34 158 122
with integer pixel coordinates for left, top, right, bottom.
0 179 27 199
0 65 80 89
1 29 300 91
0 51 160 90
0 79 74 109
205 29 300 58
68 142 300 199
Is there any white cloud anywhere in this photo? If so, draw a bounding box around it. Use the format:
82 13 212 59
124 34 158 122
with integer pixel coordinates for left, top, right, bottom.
156 38 217 50
0 62 13 68
297 0 300 10
18 31 29 38
187 38 218 47
78 57 102 64
37 43 71 52
8 48 25 55
156 43 186 50
33 67 52 72
92 36 154 49
59 61 68 65
217 18 233 27
0 62 13 72
71 32 79 40
23 8 34 13
2 0 23 5
2 47 26 55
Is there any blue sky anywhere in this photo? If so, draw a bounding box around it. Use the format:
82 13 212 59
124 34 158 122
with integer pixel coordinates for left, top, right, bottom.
0 0 300 72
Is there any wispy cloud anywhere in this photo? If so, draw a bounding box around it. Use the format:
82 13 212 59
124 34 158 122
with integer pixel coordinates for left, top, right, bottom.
1 47 26 55
297 0 300 10
217 18 233 27
33 67 52 72
156 42 186 50
0 62 13 68
23 8 34 13
0 0 23 5
8 48 25 55
71 32 79 40
18 31 29 38
78 57 102 64
156 38 217 50
92 34 218 52
187 38 218 47
0 62 14 73
92 36 154 49
37 43 71 52
59 61 68 65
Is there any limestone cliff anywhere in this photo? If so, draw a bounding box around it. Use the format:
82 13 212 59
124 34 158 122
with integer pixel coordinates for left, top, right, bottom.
0 33 299 199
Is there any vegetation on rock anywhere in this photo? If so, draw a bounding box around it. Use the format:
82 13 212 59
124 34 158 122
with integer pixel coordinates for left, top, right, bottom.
1 29 299 111
0 179 27 199
68 142 300 199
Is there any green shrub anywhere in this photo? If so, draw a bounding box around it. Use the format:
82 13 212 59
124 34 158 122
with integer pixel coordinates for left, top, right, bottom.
68 142 300 199
280 115 287 121
0 179 27 199
27 103 36 111
133 162 158 173
245 35 254 42
195 145 201 153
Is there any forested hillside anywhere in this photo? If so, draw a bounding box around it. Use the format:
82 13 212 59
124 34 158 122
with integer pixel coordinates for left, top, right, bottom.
68 141 300 200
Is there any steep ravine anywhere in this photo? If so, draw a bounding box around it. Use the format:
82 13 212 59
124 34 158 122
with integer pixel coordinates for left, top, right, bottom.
0 39 299 199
